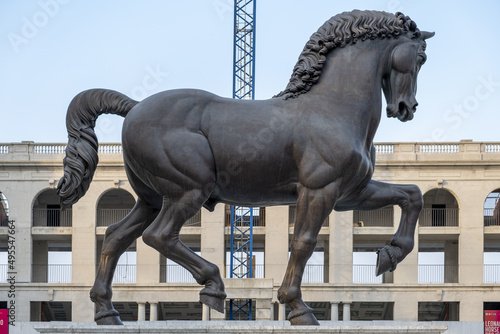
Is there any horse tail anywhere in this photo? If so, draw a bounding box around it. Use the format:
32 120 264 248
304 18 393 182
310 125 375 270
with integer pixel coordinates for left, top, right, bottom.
57 89 138 208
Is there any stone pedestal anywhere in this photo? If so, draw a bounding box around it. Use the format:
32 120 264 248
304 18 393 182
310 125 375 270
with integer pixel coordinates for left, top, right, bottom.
34 321 448 334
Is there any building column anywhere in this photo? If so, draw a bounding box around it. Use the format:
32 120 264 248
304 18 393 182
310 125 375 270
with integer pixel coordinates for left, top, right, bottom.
278 303 286 321
330 211 353 283
202 304 210 321
342 303 351 321
71 191 99 322
323 238 329 283
71 290 95 322
32 240 48 282
265 206 289 284
8 181 35 322
72 197 96 285
8 183 32 284
200 204 226 320
138 302 146 321
461 298 484 322
444 240 459 283
210 306 226 320
256 298 272 320
393 205 418 284
201 204 225 278
136 238 159 284
150 302 158 321
459 194 484 286
394 293 418 321
331 302 339 321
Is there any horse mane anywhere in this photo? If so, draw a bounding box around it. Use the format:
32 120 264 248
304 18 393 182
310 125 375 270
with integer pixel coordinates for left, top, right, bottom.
274 10 421 100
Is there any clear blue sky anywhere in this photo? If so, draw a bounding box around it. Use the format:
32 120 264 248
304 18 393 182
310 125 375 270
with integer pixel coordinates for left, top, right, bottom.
1 0 500 143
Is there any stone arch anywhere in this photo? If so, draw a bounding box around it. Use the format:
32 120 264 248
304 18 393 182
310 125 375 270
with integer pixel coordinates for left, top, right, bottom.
95 188 136 227
420 188 459 227
32 188 72 227
484 188 500 226
0 191 9 226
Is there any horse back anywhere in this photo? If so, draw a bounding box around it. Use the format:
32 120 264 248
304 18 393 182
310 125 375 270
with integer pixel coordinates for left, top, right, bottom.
122 89 299 205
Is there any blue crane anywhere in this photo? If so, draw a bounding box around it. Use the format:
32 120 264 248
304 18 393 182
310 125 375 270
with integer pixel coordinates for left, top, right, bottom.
229 0 256 321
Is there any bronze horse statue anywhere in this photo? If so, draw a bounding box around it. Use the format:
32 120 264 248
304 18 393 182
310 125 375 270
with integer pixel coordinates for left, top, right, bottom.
57 10 433 325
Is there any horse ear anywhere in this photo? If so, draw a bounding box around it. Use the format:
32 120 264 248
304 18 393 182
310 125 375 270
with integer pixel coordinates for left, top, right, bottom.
420 31 435 40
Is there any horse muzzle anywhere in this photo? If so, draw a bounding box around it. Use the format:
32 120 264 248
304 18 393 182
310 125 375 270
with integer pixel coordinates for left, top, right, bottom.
387 100 418 122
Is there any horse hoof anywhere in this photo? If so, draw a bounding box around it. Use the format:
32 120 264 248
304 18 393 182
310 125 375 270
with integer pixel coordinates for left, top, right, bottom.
288 308 319 325
376 246 397 276
200 288 226 313
95 309 123 325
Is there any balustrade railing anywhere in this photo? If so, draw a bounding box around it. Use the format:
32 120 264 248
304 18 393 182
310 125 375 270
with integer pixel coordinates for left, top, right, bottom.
0 264 7 282
353 265 383 284
419 208 459 227
418 265 458 284
302 264 325 283
160 264 266 283
418 144 459 154
5 142 500 161
0 145 8 154
112 264 136 283
484 144 500 153
374 144 394 154
484 208 500 226
33 208 72 227
484 264 500 283
96 208 200 227
353 207 394 227
34 144 66 154
160 264 197 283
32 264 72 283
160 264 324 282
224 264 264 279
98 144 123 154
224 207 266 227
185 210 201 227
96 208 132 227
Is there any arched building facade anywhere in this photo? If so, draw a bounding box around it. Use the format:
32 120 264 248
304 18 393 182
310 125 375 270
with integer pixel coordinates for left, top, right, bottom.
1 140 500 326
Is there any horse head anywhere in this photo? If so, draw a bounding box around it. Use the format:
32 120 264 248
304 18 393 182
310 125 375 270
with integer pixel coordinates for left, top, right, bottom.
383 31 434 122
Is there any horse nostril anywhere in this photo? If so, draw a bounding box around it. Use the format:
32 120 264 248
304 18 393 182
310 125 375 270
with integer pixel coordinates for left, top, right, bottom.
398 101 406 113
413 102 419 111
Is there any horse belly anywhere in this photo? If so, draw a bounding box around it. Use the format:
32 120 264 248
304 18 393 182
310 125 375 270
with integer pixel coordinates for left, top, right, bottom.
210 151 298 206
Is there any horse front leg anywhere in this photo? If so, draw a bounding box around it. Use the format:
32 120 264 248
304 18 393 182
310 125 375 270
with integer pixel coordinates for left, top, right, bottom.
337 180 423 276
90 199 159 325
278 185 337 325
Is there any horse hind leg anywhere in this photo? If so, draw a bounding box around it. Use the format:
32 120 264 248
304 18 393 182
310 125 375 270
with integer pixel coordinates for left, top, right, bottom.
91 199 159 325
278 185 337 325
142 191 226 313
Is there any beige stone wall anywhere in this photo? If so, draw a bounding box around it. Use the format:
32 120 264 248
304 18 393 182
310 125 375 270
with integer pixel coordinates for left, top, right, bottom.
1 141 500 322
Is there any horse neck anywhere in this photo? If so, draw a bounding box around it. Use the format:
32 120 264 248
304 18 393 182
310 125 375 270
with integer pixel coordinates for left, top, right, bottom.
303 39 398 144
